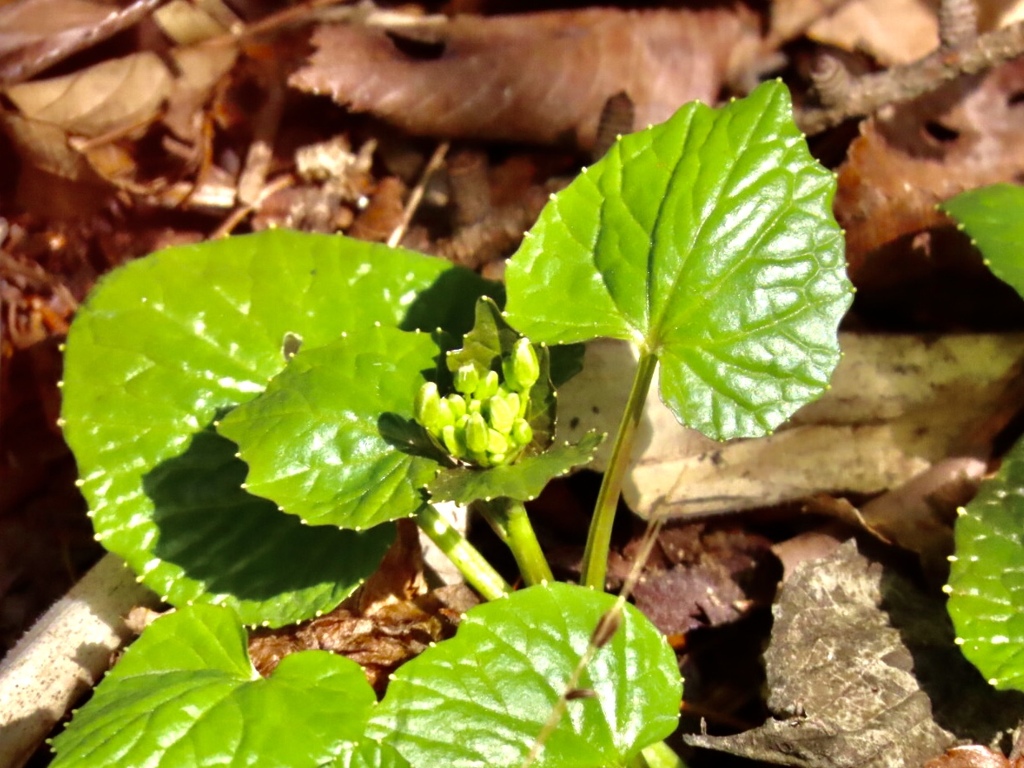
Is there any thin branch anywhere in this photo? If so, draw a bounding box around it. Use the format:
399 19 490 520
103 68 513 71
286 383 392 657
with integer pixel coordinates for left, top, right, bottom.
797 19 1024 134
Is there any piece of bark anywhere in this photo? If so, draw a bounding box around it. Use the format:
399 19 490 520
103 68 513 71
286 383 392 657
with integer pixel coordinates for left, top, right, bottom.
685 541 1024 767
290 7 759 150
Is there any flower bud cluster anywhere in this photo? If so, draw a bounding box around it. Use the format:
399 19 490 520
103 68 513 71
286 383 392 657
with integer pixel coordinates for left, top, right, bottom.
415 339 540 468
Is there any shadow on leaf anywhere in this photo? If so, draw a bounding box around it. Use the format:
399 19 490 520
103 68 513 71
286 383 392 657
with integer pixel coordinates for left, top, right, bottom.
142 421 393 603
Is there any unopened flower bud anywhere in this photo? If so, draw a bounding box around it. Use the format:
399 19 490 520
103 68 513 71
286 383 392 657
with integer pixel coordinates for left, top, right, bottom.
474 370 500 400
487 428 509 456
415 382 442 432
504 339 540 393
442 423 466 458
465 413 489 454
447 394 467 420
486 393 516 434
437 399 457 430
511 418 533 447
454 364 479 396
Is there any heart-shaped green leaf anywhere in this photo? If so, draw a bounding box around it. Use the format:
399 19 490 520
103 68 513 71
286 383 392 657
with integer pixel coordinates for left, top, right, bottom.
505 80 852 440
61 230 496 625
941 184 1024 295
428 430 605 503
368 582 681 767
218 326 442 529
946 418 1024 691
51 604 378 768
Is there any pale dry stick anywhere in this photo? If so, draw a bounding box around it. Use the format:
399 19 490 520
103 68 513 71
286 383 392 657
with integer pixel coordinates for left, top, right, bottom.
798 18 1024 134
211 174 294 238
519 511 669 768
237 82 287 207
939 0 978 50
387 141 450 249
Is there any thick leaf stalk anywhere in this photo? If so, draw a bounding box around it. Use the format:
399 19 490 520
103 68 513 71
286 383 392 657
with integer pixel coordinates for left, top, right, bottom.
581 350 658 590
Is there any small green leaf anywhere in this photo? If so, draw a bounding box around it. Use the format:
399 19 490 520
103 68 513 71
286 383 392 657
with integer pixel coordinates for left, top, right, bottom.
947 438 1024 692
61 231 492 624
941 183 1024 295
218 326 442 529
428 430 605 503
368 582 681 767
51 605 378 768
505 81 852 440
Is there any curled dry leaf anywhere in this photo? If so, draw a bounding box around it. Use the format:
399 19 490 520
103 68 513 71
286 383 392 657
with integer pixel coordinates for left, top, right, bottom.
290 7 760 149
613 523 779 635
5 51 172 139
0 0 162 87
806 0 939 66
835 58 1024 273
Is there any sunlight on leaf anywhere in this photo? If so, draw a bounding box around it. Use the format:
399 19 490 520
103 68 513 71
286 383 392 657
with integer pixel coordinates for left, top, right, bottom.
506 80 852 440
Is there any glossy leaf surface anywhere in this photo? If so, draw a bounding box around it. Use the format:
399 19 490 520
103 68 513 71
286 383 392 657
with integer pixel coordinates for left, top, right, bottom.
943 184 1024 692
947 439 1024 692
368 582 681 767
51 605 377 768
505 80 851 439
941 184 1024 296
218 326 442 528
61 230 493 624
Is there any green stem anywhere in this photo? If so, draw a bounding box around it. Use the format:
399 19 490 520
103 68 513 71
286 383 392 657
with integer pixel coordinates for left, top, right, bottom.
580 349 658 590
416 503 510 601
473 500 510 544
503 499 554 585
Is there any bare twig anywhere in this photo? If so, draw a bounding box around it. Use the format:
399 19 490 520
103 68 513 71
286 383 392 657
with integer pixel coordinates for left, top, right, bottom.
798 19 1024 134
387 141 449 248
939 0 978 50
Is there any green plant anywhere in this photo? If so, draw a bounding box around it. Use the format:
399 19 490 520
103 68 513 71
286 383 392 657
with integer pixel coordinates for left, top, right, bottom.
940 184 1024 692
53 80 851 768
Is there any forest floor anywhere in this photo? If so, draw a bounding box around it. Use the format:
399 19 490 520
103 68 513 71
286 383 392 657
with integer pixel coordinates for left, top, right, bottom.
5 0 1024 765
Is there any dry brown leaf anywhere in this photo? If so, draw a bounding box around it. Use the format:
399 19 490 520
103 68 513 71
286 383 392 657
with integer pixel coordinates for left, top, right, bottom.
5 52 172 138
836 58 1024 272
556 334 1024 519
0 0 162 87
290 7 760 149
925 745 1021 768
807 0 938 65
686 541 1024 766
0 112 100 181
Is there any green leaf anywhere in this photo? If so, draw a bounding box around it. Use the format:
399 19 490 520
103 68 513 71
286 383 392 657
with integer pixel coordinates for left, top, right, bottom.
218 326 442 528
51 604 378 768
368 582 681 767
61 230 495 625
324 742 412 768
947 438 1024 692
428 430 605 503
505 80 852 440
941 183 1024 296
